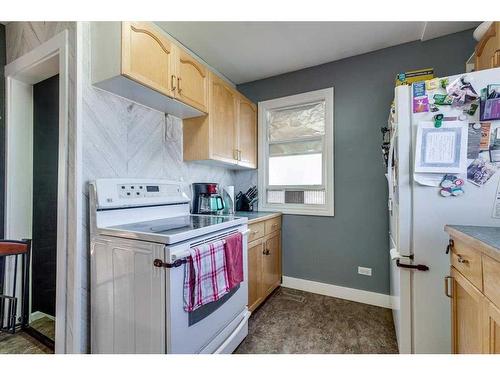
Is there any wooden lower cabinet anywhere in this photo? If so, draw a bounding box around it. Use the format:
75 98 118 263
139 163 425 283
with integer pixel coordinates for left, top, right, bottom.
247 215 282 312
484 299 500 354
262 231 281 297
248 239 264 311
446 226 500 354
450 267 484 354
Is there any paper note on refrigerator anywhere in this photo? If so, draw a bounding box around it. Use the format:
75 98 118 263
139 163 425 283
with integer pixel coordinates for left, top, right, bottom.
414 121 468 174
467 124 481 159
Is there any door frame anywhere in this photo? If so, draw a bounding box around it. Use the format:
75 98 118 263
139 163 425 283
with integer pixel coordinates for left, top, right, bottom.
4 30 69 353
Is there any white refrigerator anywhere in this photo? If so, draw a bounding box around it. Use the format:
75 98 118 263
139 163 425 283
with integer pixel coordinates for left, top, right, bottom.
387 67 500 353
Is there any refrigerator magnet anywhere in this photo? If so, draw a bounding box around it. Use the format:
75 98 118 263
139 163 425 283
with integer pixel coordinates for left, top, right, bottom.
440 188 452 197
426 78 440 91
480 86 500 121
413 96 429 113
413 82 426 97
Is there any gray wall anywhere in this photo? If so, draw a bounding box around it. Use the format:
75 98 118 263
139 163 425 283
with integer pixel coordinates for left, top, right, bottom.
237 30 476 295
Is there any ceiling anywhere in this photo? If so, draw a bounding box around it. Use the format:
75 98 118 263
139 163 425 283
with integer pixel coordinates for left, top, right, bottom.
156 21 480 84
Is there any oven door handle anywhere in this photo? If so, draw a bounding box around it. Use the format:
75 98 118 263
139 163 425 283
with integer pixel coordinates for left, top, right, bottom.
214 311 251 354
170 228 250 262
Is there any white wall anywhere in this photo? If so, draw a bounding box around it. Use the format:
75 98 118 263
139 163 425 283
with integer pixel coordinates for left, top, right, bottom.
5 21 79 352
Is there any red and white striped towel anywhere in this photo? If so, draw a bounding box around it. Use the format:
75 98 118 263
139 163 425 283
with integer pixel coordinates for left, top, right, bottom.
183 240 230 312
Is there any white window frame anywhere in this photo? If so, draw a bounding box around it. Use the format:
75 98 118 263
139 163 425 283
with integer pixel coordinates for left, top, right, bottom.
258 87 334 216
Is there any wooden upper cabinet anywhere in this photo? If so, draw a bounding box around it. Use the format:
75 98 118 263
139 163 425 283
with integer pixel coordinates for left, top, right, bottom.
121 22 175 97
237 96 257 168
475 22 500 71
210 74 238 163
451 267 484 354
175 48 209 113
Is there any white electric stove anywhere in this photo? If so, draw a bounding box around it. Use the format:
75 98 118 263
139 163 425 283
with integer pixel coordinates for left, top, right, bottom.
89 178 250 354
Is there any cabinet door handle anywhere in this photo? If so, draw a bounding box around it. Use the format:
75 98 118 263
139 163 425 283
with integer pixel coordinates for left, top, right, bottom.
178 77 182 93
444 276 453 298
233 149 239 160
494 50 500 68
457 255 468 264
446 239 454 254
171 75 177 91
263 249 270 255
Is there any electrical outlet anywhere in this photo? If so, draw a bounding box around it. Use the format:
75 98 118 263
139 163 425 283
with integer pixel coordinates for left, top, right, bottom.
358 266 372 276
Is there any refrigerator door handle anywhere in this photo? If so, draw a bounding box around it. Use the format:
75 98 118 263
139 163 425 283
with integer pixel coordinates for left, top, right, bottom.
396 259 429 271
387 132 396 211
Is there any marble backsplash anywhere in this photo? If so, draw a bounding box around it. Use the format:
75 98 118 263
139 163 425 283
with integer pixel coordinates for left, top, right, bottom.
233 170 258 197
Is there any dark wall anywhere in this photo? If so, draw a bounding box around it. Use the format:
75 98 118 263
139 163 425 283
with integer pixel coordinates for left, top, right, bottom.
32 75 59 316
237 30 476 294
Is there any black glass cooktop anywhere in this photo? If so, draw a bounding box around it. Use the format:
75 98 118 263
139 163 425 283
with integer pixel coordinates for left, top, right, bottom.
110 215 237 235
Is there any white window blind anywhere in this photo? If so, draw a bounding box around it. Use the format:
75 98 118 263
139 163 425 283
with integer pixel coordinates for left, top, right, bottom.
258 88 334 216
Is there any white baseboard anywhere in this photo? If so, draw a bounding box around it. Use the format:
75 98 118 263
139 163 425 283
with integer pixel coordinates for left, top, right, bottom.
30 311 55 322
281 276 392 309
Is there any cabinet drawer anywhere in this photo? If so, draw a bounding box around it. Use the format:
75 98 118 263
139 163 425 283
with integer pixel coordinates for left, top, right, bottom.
248 222 265 242
483 255 500 308
451 240 483 291
265 217 281 235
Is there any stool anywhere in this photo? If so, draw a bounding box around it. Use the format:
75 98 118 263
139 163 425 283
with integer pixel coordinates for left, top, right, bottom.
0 239 31 334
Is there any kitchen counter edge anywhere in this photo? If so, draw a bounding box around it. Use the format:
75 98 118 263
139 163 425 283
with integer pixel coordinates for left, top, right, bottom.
235 212 282 225
445 225 500 262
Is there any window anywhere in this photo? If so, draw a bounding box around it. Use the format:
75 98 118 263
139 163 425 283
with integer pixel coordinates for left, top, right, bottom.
258 88 334 216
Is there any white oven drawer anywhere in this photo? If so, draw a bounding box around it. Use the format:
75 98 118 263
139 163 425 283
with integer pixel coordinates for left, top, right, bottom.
201 309 250 354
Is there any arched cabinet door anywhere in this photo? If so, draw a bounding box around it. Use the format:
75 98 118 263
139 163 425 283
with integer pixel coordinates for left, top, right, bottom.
237 96 257 168
210 74 238 163
121 21 176 98
176 48 209 113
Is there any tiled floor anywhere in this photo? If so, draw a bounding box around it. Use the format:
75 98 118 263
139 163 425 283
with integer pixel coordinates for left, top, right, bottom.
0 317 55 354
235 287 399 354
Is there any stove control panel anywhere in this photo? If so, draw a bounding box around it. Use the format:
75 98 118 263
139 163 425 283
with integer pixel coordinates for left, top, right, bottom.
92 179 190 209
118 183 179 199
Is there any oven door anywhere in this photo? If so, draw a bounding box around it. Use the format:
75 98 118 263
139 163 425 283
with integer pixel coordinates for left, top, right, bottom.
165 226 249 353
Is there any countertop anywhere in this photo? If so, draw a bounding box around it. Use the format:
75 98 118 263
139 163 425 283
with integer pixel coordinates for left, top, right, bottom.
234 211 281 224
445 225 500 261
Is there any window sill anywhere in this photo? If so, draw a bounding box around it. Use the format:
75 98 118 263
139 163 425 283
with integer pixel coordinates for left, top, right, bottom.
258 203 334 217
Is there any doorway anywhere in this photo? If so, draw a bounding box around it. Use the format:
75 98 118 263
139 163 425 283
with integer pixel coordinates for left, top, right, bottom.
28 74 59 344
3 31 69 353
